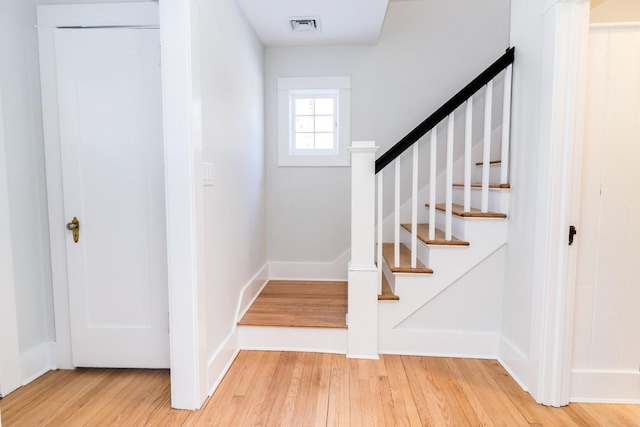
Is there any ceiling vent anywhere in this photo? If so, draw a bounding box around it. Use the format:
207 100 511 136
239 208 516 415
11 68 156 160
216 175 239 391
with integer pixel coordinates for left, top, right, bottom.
289 17 320 32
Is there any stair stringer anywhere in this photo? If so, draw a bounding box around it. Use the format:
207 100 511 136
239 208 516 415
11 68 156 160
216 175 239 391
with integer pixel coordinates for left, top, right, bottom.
378 219 507 355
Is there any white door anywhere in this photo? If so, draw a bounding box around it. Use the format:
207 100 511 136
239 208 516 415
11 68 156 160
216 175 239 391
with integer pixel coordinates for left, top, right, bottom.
572 27 640 384
55 28 169 368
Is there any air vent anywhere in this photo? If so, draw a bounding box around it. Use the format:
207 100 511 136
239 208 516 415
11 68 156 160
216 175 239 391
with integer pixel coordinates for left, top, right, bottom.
289 17 320 32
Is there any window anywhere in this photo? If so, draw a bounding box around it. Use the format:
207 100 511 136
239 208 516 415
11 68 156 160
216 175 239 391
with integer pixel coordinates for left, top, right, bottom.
291 92 337 154
278 76 350 167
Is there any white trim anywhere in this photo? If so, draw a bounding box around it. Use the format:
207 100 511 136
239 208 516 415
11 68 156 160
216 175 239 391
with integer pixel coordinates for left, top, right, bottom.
497 336 530 392
0 77 22 397
590 22 640 29
36 3 159 28
277 76 351 167
527 0 590 407
278 76 350 90
570 370 640 403
379 330 500 359
160 0 209 410
19 343 54 386
207 329 240 396
235 263 270 321
208 263 270 396
346 354 380 360
269 249 350 281
37 23 73 371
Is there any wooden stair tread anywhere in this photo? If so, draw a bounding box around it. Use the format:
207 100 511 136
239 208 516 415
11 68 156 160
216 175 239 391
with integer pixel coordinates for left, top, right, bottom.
452 182 510 189
476 160 502 166
378 274 399 301
425 203 507 218
382 243 433 274
401 223 469 246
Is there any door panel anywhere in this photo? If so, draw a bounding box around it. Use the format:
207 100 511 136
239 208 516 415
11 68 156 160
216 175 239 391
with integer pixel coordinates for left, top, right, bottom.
55 28 168 368
572 28 640 372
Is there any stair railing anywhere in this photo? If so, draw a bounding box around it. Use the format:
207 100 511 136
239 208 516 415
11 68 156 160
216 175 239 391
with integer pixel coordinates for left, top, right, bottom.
366 47 514 294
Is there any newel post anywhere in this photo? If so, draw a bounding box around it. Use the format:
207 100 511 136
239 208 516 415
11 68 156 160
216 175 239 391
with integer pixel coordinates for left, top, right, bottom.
347 141 379 359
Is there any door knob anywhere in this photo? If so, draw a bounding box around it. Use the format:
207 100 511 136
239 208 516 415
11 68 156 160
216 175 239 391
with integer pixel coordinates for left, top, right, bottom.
66 217 80 243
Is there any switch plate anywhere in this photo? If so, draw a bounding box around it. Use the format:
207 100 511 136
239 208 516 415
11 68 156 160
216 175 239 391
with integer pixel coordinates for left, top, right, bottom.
202 162 214 186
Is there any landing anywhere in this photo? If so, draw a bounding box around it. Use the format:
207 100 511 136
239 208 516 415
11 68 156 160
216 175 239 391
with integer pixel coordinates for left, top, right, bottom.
238 280 347 329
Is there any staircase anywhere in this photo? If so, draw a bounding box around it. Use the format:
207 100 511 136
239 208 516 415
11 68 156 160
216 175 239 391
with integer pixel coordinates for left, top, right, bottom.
348 48 515 358
238 48 515 359
238 280 348 354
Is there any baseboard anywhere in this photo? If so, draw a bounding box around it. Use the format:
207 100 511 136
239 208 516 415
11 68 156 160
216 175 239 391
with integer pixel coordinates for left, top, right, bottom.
207 264 270 396
20 342 55 386
570 370 640 403
236 263 269 321
207 328 240 396
268 249 350 281
239 326 347 354
346 354 380 360
379 329 499 359
497 335 529 392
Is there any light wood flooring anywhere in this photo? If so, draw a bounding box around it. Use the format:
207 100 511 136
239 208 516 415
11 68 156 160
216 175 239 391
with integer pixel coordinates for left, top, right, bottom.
237 280 347 328
2 351 640 426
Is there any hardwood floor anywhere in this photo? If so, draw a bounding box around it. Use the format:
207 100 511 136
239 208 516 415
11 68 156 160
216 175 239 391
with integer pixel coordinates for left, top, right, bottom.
238 280 347 328
2 351 640 426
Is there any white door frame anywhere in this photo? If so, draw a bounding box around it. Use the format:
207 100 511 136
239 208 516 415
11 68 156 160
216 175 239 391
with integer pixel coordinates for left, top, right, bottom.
158 0 209 409
527 0 590 407
0 71 22 397
38 2 208 409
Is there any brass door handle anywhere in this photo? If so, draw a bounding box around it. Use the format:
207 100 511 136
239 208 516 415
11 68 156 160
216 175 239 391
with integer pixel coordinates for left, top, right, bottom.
66 217 80 243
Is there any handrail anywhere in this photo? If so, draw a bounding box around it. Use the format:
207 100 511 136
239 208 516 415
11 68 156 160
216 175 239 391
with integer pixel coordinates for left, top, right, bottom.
375 47 515 174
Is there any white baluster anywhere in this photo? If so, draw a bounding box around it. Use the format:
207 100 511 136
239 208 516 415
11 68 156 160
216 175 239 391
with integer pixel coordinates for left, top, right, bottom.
501 65 513 185
482 80 493 213
464 96 473 212
446 114 454 241
394 160 400 268
411 143 418 268
429 129 437 241
377 171 383 295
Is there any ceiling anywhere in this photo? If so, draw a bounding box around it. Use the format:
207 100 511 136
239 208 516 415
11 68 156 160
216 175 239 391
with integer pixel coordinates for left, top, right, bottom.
237 0 390 47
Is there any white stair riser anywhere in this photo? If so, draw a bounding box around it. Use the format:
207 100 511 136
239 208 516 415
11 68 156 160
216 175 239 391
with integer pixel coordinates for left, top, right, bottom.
398 225 470 268
434 209 468 238
239 326 347 354
398 220 506 270
399 227 430 265
452 187 510 214
472 164 502 183
459 218 507 243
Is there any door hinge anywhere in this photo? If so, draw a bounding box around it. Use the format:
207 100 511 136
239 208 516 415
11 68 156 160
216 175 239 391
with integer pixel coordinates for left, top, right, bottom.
569 225 577 245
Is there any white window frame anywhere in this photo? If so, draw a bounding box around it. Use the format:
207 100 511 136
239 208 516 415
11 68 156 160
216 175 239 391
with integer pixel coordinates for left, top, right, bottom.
278 76 351 167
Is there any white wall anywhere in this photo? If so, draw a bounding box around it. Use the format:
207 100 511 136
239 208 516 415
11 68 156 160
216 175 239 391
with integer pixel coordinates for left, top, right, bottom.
265 0 511 269
0 69 22 397
197 0 268 391
0 0 54 365
499 0 547 384
571 26 640 403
